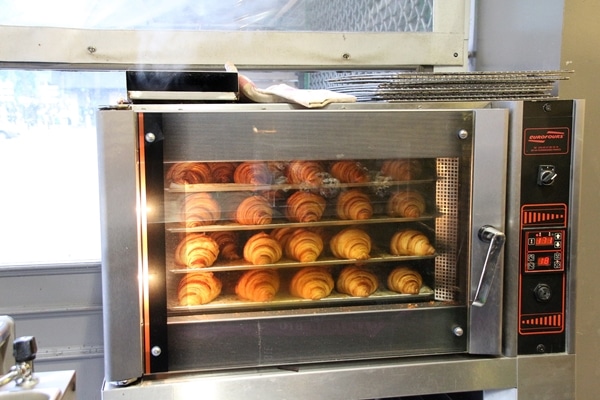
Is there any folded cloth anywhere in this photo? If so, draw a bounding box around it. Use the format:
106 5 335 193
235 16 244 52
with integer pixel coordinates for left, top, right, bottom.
225 62 356 108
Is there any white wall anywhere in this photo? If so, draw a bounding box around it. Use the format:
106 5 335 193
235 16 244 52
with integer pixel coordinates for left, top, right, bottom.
474 0 564 71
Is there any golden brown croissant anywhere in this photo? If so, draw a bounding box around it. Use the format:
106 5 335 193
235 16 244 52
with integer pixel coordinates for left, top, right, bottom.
243 232 283 265
166 162 212 185
180 193 222 227
336 265 378 297
390 229 436 256
270 227 295 251
219 192 252 221
386 190 426 218
208 231 241 261
174 233 220 268
235 195 273 225
208 162 238 183
233 161 273 185
336 189 373 220
289 267 334 300
330 227 372 260
287 161 325 186
330 160 370 183
381 159 423 181
235 269 280 302
285 191 327 223
178 271 222 306
285 228 324 263
387 266 423 294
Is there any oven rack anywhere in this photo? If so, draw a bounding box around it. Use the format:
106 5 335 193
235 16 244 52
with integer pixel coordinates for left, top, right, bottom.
168 252 437 273
168 285 435 314
166 178 436 194
165 214 438 233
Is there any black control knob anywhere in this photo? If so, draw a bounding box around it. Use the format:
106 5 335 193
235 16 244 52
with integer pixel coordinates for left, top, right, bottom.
13 336 37 363
534 283 552 302
537 165 557 186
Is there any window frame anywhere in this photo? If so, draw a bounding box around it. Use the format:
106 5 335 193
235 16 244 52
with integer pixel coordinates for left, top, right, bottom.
0 0 470 71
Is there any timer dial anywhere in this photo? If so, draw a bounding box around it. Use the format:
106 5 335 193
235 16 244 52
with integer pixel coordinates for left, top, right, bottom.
537 165 557 186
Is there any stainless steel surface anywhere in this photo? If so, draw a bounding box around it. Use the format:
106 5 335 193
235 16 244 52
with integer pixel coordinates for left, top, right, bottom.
96 110 144 383
517 354 575 400
467 107 508 355
566 99 585 355
0 317 14 376
102 356 517 400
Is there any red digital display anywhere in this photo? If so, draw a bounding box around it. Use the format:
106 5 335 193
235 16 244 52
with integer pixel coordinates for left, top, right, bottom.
535 236 554 246
537 256 552 267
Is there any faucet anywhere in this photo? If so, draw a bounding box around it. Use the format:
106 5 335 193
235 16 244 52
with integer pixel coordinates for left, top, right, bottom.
0 336 38 388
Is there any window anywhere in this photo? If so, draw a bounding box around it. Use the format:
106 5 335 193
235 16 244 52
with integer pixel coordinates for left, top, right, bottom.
0 70 125 265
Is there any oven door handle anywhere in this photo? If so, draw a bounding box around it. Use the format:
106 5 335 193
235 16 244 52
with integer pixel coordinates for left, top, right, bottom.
473 225 506 307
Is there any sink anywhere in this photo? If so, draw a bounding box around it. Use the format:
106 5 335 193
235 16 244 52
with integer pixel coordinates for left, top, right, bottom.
0 371 75 400
0 388 60 400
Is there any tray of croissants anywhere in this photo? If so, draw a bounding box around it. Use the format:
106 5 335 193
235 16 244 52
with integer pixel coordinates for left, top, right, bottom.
161 158 441 311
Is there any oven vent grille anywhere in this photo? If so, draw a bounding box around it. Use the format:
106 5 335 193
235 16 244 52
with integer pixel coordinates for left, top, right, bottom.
434 158 459 301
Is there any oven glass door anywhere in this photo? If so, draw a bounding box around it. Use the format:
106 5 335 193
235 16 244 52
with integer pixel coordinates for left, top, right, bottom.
140 105 475 373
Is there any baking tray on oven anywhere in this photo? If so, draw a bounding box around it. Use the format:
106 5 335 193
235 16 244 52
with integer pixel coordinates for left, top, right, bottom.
168 285 435 314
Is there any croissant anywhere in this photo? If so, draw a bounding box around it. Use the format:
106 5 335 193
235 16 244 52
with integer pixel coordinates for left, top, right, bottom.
243 232 283 265
330 161 370 183
336 189 373 220
336 265 378 297
208 231 241 261
233 161 272 185
285 229 324 263
290 267 334 300
174 233 220 268
166 162 212 185
270 227 295 251
220 191 252 221
381 159 423 181
390 229 436 256
235 195 273 225
286 191 327 223
235 269 280 302
180 193 222 227
386 190 426 218
178 271 222 306
330 227 371 260
209 162 238 183
287 161 325 186
387 266 423 295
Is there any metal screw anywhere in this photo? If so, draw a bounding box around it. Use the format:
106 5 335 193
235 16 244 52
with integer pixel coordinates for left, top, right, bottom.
342 53 350 60
543 103 552 112
151 346 162 357
453 326 464 337
145 132 156 143
453 52 459 58
87 46 97 54
457 129 469 139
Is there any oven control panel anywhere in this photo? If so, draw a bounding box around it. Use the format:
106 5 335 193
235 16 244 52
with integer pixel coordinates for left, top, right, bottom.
517 101 574 354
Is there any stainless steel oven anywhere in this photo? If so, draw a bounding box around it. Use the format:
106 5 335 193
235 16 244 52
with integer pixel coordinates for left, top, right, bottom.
97 99 583 399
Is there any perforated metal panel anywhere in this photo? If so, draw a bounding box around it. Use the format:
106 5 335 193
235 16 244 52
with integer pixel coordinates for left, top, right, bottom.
434 158 460 301
299 0 433 32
